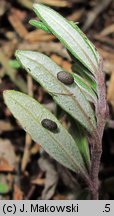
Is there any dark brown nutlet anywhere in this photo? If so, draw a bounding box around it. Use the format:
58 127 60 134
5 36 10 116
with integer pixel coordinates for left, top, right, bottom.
57 71 74 85
41 119 57 131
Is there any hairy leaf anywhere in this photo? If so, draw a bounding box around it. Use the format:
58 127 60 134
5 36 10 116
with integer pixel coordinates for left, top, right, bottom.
33 4 99 74
9 60 21 69
16 50 96 132
73 73 97 103
72 62 97 91
0 182 9 194
70 22 100 66
79 135 90 169
69 122 90 170
29 20 51 33
29 19 78 34
4 90 87 175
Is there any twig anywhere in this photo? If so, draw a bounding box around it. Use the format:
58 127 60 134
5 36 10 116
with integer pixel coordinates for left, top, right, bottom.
17 0 33 9
18 42 71 60
67 9 84 21
99 24 114 37
38 0 71 8
25 172 43 200
93 35 114 48
83 0 112 31
8 14 28 39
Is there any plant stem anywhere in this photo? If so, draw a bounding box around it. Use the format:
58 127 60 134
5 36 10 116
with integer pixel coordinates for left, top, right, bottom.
90 141 102 199
90 57 108 199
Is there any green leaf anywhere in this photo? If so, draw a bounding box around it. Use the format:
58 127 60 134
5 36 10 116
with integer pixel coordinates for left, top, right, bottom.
33 4 99 74
3 90 87 176
0 182 9 194
72 62 97 91
9 60 21 69
69 122 90 169
72 73 97 103
29 20 51 33
79 135 90 169
70 22 100 66
16 50 96 132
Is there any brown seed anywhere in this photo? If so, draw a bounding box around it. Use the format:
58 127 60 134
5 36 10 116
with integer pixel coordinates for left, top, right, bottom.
41 119 57 131
57 71 74 85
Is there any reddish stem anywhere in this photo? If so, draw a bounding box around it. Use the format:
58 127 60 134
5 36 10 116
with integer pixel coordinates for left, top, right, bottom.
90 57 108 199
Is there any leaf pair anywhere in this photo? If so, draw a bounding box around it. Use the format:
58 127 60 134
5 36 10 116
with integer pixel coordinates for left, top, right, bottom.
4 48 92 177
4 4 101 177
31 4 99 102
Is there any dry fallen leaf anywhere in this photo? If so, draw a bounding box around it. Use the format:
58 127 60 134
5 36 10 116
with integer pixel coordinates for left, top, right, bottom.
13 184 23 200
0 158 14 172
39 153 59 200
0 139 16 169
0 120 14 133
62 60 72 72
53 194 67 200
99 24 114 37
51 54 63 66
8 13 28 38
25 30 55 42
31 178 45 186
37 0 71 8
31 143 41 155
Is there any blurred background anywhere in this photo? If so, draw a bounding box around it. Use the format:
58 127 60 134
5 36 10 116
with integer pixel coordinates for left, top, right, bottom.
0 0 114 200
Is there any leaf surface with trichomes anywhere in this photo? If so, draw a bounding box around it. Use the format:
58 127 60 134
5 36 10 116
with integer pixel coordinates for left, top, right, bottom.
72 62 97 91
16 50 96 132
29 20 51 33
69 123 90 169
33 4 100 74
73 73 97 103
4 90 87 175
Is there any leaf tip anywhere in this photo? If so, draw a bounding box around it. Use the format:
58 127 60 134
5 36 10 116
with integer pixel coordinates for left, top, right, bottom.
3 90 7 98
33 3 41 12
15 50 27 60
33 3 47 15
15 50 21 58
3 89 14 95
3 90 18 101
3 90 11 104
33 3 43 9
29 20 33 25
